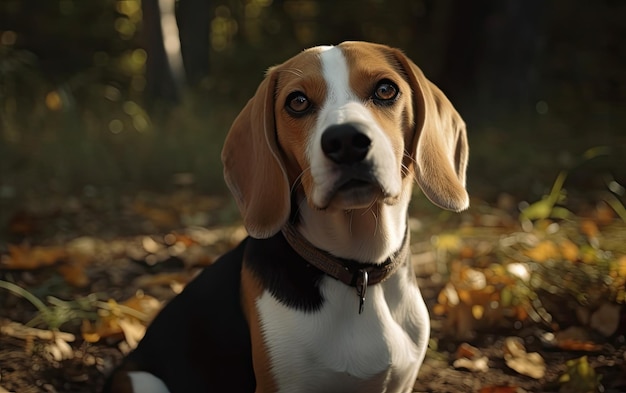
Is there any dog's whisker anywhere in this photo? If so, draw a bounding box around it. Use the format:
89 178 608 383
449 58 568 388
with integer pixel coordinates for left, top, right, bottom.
290 167 309 195
370 208 379 237
400 162 410 177
348 210 354 235
292 198 307 222
356 198 380 236
401 154 416 175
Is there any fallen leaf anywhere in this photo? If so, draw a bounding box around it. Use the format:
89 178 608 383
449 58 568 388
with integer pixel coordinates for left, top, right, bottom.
121 292 161 317
81 293 160 345
560 239 579 262
558 356 601 393
549 327 602 353
433 233 463 252
453 356 489 373
438 283 460 307
557 339 603 352
453 343 489 372
117 318 146 349
504 337 546 379
525 240 559 263
2 244 67 270
455 342 481 359
472 304 485 319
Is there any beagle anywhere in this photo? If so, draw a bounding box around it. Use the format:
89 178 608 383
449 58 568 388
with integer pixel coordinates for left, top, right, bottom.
103 41 469 393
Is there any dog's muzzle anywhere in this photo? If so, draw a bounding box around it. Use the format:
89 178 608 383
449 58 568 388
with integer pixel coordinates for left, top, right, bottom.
319 124 386 207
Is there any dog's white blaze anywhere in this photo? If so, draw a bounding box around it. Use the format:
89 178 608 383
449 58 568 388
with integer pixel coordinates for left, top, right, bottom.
300 45 407 263
258 264 429 393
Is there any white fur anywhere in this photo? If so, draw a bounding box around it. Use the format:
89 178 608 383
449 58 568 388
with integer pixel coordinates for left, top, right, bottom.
128 371 170 393
258 264 429 393
300 45 407 263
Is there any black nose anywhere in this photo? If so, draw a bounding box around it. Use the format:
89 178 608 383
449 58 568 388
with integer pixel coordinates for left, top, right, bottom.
321 124 371 164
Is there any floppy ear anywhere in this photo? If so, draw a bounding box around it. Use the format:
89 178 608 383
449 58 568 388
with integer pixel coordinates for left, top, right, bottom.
221 68 291 238
394 51 469 212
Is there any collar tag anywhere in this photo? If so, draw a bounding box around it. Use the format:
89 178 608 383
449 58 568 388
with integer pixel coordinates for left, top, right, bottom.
355 269 368 314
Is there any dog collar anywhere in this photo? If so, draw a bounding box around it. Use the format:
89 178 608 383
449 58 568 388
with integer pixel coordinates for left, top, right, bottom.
281 222 410 314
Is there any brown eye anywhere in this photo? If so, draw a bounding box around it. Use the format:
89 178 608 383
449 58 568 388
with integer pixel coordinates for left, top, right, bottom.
373 80 399 104
286 92 311 115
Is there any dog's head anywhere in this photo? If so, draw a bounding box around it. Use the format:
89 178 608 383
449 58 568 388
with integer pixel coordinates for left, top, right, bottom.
222 41 469 239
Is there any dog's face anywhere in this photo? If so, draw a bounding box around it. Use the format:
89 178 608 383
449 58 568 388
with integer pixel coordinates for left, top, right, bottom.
274 44 413 211
223 41 469 239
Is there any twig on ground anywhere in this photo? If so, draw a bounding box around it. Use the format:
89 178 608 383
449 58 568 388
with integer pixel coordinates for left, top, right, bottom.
0 318 75 342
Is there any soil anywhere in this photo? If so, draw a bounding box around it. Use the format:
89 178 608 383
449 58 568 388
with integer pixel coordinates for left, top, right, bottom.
1 191 625 393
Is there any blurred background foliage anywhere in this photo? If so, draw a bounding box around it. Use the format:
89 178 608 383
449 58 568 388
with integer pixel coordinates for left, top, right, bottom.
1 0 625 212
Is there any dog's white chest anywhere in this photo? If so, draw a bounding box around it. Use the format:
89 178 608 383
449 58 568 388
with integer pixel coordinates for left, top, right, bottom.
256 266 429 393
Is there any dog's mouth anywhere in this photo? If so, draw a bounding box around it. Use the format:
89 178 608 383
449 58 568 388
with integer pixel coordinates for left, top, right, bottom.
337 178 374 192
323 174 387 210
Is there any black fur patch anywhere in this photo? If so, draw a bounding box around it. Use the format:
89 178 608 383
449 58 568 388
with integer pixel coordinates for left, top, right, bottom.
244 232 325 312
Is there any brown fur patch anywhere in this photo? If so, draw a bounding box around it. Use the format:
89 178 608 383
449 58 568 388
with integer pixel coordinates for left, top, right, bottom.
241 264 277 393
273 50 326 202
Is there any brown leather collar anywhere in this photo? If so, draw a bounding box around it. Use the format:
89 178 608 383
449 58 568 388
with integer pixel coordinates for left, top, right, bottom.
281 222 410 313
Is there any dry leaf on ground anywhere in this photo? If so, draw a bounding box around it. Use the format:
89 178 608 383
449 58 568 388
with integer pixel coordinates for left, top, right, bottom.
452 342 489 373
1 244 67 270
504 337 546 379
81 293 161 347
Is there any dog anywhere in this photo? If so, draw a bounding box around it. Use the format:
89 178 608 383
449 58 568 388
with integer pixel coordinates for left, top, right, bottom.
103 41 469 393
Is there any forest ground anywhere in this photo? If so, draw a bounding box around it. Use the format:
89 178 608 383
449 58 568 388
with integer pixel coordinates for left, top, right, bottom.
0 190 625 393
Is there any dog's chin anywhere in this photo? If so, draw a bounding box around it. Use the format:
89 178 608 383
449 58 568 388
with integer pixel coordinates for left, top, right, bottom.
317 180 390 210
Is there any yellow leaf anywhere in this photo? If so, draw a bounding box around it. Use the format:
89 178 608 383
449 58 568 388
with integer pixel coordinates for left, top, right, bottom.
558 356 601 393
81 293 160 344
433 303 446 316
525 240 559 262
458 289 472 305
472 305 484 320
437 283 459 306
434 234 463 252
560 239 579 262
